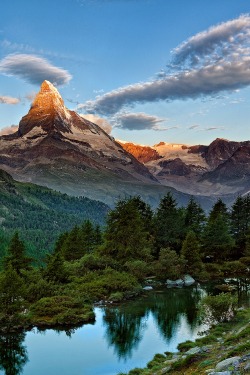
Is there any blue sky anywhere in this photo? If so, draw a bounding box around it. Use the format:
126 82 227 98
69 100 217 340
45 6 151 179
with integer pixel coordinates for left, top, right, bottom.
1 0 250 145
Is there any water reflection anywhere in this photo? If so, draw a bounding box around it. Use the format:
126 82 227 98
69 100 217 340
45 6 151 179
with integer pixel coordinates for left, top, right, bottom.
0 332 28 375
102 286 204 360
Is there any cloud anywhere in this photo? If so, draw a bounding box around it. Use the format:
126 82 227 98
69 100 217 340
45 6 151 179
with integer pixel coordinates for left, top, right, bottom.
0 95 20 105
0 125 18 135
1 40 89 65
112 112 168 131
188 124 200 130
171 14 250 68
0 54 72 86
82 58 250 115
79 14 250 116
80 114 112 134
204 126 225 131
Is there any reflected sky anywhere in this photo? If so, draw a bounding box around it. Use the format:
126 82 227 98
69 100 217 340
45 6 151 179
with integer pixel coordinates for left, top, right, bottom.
0 287 207 375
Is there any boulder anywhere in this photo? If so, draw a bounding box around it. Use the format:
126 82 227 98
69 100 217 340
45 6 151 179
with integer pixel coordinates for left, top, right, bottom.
143 286 153 291
183 274 195 286
215 356 240 371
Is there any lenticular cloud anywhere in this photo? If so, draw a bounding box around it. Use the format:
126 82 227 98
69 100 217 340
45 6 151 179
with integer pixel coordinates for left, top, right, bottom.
80 14 250 116
0 54 72 86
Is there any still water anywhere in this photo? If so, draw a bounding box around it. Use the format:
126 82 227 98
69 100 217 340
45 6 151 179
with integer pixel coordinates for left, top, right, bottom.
0 286 207 375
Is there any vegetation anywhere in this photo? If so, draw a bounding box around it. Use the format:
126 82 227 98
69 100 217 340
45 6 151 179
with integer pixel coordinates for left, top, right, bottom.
0 192 250 335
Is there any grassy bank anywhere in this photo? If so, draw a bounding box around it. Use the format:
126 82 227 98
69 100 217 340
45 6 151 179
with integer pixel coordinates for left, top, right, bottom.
118 306 250 375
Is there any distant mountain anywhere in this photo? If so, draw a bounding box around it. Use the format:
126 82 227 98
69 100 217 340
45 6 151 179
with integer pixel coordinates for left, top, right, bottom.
0 168 109 259
120 138 250 197
0 80 210 209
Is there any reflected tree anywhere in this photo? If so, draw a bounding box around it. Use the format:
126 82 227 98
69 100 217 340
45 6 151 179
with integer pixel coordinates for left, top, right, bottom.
0 331 28 375
102 306 147 360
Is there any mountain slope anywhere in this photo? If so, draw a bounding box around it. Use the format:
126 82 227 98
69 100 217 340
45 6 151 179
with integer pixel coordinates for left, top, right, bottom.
0 80 210 208
0 169 109 258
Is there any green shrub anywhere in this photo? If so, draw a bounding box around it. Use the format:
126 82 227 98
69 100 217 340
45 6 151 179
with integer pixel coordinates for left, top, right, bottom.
201 292 237 324
177 340 196 352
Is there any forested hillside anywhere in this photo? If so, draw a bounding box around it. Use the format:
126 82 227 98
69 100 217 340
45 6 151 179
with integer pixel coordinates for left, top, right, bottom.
0 169 109 260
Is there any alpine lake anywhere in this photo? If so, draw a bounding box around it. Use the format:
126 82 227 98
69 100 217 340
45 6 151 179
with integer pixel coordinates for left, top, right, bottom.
0 279 249 375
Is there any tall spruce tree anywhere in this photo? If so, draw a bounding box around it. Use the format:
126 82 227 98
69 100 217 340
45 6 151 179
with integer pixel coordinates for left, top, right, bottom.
154 192 185 254
181 231 202 273
231 195 250 257
3 232 32 274
184 197 206 238
202 206 234 260
101 198 150 261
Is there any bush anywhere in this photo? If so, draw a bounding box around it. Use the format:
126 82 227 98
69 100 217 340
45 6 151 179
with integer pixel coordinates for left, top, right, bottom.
201 292 237 325
177 340 196 352
125 260 149 281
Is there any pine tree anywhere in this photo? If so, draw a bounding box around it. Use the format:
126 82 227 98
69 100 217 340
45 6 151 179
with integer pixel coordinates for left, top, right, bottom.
101 198 150 261
154 192 185 253
181 231 202 272
43 252 67 283
231 195 250 257
202 214 234 261
3 232 32 274
184 197 206 238
62 226 82 261
208 198 229 223
0 264 25 319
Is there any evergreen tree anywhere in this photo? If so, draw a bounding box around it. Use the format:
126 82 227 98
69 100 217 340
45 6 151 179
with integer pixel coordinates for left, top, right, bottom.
62 226 82 261
202 214 234 261
208 198 229 223
101 198 150 261
43 252 67 283
184 197 206 238
54 232 69 254
0 265 25 320
3 232 32 274
154 192 185 254
231 195 250 257
78 220 96 254
244 228 250 257
181 231 202 273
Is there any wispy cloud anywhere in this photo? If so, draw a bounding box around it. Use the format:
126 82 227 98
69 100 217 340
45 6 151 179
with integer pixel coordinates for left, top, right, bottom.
1 39 88 64
188 124 200 130
0 95 20 105
79 14 250 116
204 126 225 131
0 54 72 86
171 14 250 69
111 112 169 131
0 125 18 135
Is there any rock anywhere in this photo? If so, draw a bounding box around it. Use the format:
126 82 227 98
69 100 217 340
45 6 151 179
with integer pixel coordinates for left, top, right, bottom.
244 361 250 371
175 279 184 287
143 286 153 290
166 279 177 286
164 358 178 365
185 346 201 355
183 274 195 286
160 366 171 374
215 356 240 371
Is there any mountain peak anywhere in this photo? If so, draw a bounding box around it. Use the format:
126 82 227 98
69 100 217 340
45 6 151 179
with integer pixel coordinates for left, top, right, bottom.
18 80 71 136
40 80 59 93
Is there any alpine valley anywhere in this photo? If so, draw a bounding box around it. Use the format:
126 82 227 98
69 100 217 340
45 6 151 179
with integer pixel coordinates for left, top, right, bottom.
0 80 248 211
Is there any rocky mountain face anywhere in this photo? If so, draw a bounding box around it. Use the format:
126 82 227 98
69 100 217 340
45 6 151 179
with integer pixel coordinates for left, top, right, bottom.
120 138 250 196
117 141 161 163
0 81 198 208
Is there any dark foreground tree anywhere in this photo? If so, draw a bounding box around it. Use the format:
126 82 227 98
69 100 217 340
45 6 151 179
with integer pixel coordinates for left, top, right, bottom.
3 232 32 274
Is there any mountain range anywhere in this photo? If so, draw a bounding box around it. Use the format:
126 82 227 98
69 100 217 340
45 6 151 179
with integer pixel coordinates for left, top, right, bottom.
0 80 248 210
119 138 250 197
